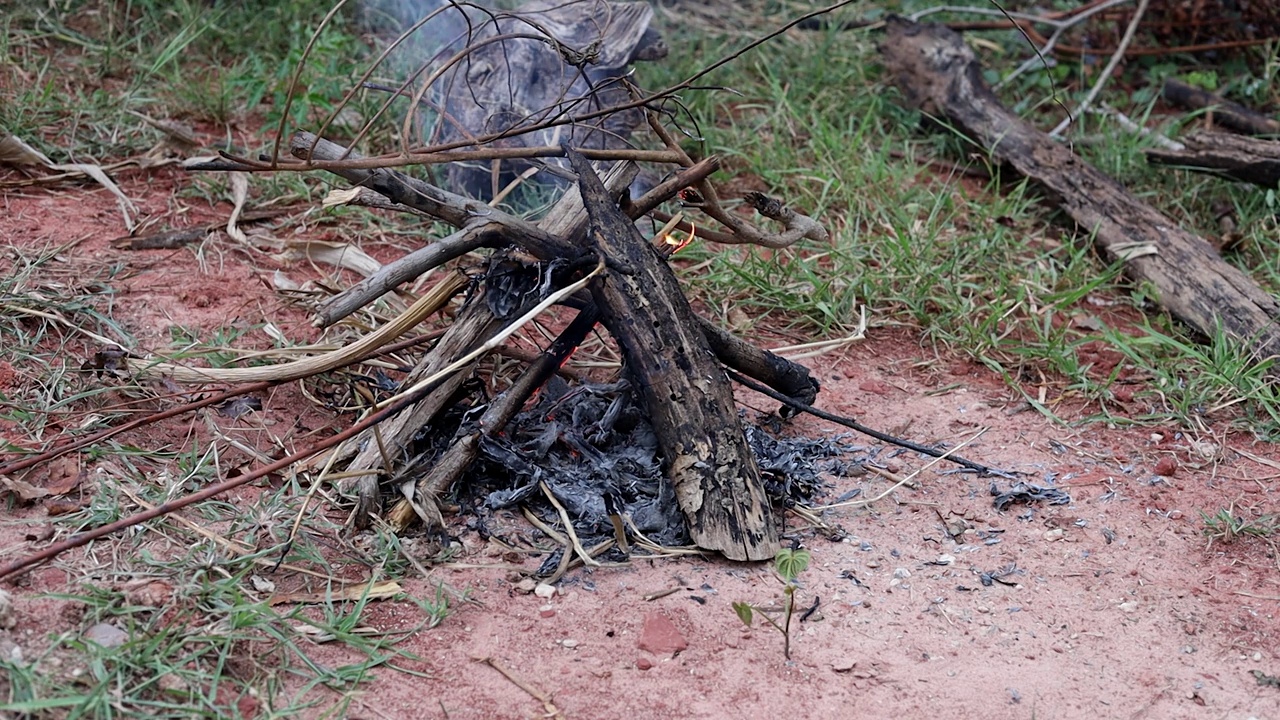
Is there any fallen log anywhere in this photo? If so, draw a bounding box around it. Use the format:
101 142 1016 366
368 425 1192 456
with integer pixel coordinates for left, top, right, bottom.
565 145 778 561
880 17 1280 364
1146 130 1280 189
1162 79 1280 137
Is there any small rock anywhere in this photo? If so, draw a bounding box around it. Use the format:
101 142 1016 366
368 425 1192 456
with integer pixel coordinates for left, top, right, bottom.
0 589 14 630
84 622 129 648
832 658 857 673
126 581 173 607
1118 601 1139 613
539 606 556 618
637 612 687 654
977 606 991 614
1153 456 1178 477
1044 529 1065 541
636 657 653 670
250 575 276 593
561 639 579 649
513 578 538 595
534 583 557 599
0 639 22 663
935 554 955 566
892 568 911 579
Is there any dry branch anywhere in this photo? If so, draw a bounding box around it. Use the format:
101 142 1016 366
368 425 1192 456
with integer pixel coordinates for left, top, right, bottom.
292 133 816 408
1162 79 1280 137
1146 131 1280 189
880 17 1280 365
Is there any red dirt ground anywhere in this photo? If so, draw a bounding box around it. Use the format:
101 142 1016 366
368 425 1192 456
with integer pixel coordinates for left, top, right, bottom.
3 172 1280 719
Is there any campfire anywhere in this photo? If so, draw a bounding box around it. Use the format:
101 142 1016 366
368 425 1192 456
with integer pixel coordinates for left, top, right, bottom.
200 0 834 561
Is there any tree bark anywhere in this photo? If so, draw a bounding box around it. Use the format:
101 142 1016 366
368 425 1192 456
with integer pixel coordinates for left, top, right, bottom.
565 146 779 561
880 17 1280 364
1162 79 1280 137
1146 130 1280 189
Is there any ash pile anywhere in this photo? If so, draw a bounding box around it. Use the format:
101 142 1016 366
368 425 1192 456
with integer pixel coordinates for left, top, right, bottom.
448 376 867 550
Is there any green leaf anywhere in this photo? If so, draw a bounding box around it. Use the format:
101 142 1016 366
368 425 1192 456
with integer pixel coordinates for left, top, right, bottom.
732 601 754 626
774 548 811 582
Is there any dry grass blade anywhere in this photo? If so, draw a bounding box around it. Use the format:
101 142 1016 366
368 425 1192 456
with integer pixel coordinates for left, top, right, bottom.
125 271 467 383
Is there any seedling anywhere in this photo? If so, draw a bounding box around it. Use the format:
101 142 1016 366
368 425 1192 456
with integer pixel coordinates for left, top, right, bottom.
733 546 811 660
1202 505 1280 546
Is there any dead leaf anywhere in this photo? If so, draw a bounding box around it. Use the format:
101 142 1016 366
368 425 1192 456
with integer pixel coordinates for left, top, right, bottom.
43 454 83 495
0 131 138 230
0 474 49 503
268 580 403 606
226 171 249 243
272 239 382 277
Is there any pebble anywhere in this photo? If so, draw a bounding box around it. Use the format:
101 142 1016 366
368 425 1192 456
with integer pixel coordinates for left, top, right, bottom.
637 612 688 654
1044 529 1065 541
561 639 579 649
0 590 13 630
892 568 911 579
832 658 857 673
1118 601 1139 613
84 623 128 648
534 583 557 599
514 578 538 595
539 605 556 618
636 657 653 670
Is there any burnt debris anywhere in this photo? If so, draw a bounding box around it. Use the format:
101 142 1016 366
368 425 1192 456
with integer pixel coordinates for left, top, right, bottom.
453 378 865 547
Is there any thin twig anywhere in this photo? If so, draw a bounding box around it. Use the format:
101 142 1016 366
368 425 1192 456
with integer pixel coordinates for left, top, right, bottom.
726 369 1011 476
0 367 461 582
475 656 565 720
0 381 272 477
1050 0 1150 137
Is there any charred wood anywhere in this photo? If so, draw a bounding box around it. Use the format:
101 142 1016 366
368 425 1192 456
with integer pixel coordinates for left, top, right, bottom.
565 145 778 561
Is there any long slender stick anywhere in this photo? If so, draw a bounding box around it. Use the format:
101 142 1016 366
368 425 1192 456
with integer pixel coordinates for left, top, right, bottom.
0 381 272 477
726 369 1009 477
1049 0 1150 137
0 372 450 582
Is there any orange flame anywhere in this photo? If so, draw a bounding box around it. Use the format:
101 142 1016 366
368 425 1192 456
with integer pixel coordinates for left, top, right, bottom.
663 222 696 255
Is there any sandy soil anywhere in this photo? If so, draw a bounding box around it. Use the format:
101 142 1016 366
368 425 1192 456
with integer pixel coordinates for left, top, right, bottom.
2 173 1280 719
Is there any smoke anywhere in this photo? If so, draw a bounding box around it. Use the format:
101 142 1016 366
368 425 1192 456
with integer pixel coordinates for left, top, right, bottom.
353 0 663 204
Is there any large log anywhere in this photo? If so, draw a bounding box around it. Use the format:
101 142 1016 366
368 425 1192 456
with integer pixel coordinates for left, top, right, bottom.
1146 130 1280 189
564 146 779 561
880 18 1280 364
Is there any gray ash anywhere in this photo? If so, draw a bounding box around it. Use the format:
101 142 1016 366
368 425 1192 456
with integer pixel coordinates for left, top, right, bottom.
455 378 866 546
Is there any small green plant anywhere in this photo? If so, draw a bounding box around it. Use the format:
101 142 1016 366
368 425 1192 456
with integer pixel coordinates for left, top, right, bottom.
1202 505 1280 546
732 546 811 660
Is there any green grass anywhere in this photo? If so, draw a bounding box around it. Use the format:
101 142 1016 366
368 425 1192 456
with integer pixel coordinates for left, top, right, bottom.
1 4 455 716
644 2 1280 435
1203 505 1280 545
4 0 1280 712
